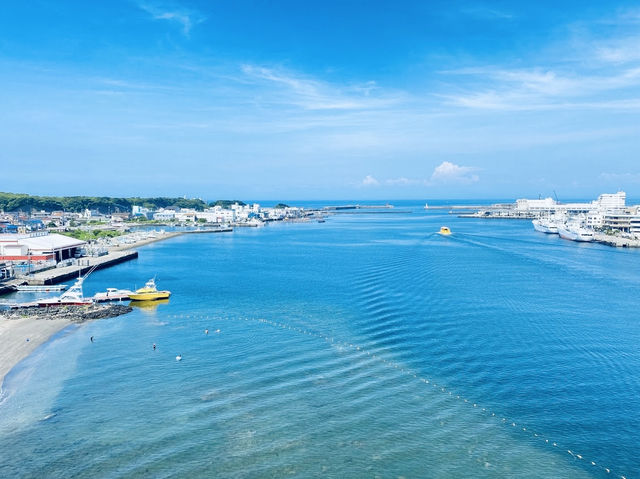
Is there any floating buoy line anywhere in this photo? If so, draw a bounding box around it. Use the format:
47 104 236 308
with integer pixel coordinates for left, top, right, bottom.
169 313 624 478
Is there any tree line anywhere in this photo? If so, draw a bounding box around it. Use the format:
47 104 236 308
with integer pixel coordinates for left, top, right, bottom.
0 192 208 213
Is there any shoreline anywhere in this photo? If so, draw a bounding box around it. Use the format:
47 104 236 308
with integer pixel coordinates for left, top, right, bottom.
0 304 132 392
0 317 73 392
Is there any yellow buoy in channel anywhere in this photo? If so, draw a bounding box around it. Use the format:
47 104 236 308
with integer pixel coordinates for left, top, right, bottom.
439 226 451 235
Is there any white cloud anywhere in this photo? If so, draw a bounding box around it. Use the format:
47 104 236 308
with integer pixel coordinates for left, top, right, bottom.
430 161 479 184
138 2 205 35
361 175 380 186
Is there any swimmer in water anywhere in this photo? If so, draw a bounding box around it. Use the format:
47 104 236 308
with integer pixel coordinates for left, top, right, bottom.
205 329 209 335
90 336 94 343
153 343 156 350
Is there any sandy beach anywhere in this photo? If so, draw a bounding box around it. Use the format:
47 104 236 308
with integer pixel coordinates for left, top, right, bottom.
0 317 72 391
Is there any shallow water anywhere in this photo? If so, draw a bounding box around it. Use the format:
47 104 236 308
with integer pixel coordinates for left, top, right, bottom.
1 202 639 478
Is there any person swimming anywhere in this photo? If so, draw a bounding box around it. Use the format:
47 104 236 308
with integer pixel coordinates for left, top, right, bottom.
153 343 156 350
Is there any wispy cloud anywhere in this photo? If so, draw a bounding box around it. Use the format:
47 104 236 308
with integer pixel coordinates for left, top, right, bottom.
430 161 479 184
437 9 640 112
439 66 640 111
241 65 403 111
138 2 206 35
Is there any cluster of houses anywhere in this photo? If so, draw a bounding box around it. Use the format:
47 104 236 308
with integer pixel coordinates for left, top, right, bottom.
0 209 129 232
132 203 305 224
0 202 309 280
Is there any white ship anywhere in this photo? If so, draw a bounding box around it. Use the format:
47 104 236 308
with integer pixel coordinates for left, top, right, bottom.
557 223 595 242
532 218 559 234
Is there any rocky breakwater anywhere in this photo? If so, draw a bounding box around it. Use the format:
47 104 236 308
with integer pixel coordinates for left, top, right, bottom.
0 304 133 322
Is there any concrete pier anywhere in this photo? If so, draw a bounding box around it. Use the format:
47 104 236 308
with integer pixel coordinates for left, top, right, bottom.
26 250 139 285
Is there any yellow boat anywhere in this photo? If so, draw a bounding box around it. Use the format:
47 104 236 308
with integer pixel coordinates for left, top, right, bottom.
439 226 451 235
129 278 171 301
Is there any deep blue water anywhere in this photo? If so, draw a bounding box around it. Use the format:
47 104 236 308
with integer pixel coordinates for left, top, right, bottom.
1 202 639 478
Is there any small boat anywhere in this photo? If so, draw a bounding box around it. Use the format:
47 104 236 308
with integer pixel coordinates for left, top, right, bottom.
439 226 451 235
129 278 171 301
15 284 68 292
93 288 133 302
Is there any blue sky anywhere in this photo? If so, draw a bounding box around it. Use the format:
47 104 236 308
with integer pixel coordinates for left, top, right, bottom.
1 1 640 200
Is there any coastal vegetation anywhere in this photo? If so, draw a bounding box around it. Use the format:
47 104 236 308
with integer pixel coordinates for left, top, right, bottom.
0 193 293 214
0 192 208 213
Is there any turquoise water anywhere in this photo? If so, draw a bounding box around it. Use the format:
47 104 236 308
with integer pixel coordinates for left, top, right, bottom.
1 202 639 478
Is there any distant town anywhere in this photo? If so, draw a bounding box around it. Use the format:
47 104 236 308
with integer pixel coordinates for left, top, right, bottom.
0 194 321 289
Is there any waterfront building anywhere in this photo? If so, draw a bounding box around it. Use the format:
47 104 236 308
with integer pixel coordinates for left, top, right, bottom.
174 209 197 222
132 205 155 219
515 197 557 214
0 232 86 262
596 191 626 211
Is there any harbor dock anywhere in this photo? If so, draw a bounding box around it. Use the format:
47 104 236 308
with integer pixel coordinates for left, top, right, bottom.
26 250 139 285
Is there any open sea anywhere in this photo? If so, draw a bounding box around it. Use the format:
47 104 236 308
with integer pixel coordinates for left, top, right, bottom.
1 201 639 478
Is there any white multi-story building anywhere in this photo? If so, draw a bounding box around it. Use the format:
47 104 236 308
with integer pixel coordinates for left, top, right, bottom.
515 197 556 213
594 191 625 212
174 209 197 222
153 209 176 221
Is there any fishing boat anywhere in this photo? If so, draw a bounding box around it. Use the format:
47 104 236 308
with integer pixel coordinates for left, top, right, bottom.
439 226 451 235
128 278 171 301
37 277 93 306
93 288 133 302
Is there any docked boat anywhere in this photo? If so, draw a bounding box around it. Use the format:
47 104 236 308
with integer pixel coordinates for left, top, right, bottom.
532 218 559 234
15 284 68 292
93 288 133 302
439 226 451 235
128 278 171 301
37 277 93 306
557 224 595 242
